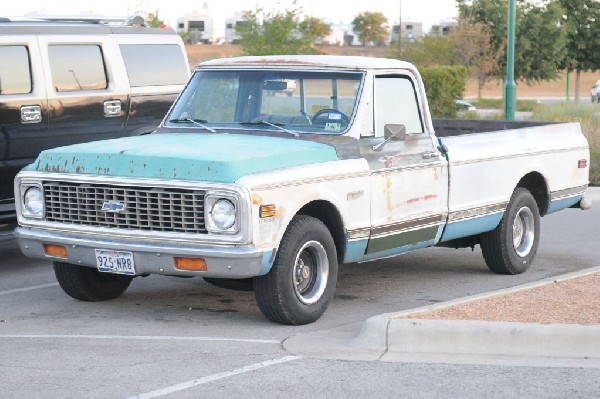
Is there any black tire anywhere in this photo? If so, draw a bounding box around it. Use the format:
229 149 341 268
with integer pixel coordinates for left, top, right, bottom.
53 261 133 301
480 188 540 274
253 215 338 325
203 277 254 291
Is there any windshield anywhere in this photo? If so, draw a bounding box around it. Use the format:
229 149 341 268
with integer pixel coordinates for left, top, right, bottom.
165 69 364 135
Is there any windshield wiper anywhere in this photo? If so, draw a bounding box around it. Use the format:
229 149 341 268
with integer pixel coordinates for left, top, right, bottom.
240 120 299 138
168 117 216 133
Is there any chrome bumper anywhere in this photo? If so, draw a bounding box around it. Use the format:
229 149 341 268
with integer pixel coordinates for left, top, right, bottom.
15 228 272 278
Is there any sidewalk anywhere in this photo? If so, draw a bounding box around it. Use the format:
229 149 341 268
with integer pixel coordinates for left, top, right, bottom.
284 266 600 368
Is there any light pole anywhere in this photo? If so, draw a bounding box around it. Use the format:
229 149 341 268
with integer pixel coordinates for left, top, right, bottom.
504 0 516 120
398 0 402 55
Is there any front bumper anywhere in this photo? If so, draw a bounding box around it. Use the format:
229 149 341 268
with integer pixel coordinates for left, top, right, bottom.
15 228 272 278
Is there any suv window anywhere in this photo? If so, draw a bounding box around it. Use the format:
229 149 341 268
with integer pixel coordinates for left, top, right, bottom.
48 45 108 92
0 46 32 95
119 44 188 87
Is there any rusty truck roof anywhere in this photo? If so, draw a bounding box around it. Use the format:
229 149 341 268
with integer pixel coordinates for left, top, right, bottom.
198 55 417 72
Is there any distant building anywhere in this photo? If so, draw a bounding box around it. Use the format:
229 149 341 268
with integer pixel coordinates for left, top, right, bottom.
176 3 215 44
224 14 246 43
429 20 457 36
323 23 361 46
391 22 424 43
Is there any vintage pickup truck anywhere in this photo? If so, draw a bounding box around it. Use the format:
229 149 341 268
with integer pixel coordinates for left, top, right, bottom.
14 56 591 325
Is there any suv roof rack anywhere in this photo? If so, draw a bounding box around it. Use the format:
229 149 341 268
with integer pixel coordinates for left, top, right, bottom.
0 15 146 26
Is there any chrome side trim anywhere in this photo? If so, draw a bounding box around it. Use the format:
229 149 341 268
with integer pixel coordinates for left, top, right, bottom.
347 228 371 240
370 214 444 238
447 202 509 223
370 161 445 176
449 146 589 166
252 171 371 191
550 185 588 201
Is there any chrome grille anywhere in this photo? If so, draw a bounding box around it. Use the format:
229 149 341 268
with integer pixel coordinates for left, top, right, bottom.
44 182 206 233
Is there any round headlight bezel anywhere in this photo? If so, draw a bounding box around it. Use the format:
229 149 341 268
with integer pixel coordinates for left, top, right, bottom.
205 194 239 234
23 185 45 218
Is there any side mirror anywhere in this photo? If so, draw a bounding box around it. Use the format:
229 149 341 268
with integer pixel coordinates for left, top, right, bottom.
384 124 407 141
373 124 407 152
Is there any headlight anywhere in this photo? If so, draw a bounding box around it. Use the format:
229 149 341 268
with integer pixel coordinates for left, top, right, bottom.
205 195 238 233
211 199 236 229
23 186 44 217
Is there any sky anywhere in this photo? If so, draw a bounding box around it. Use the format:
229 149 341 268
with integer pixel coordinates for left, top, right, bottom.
2 0 458 35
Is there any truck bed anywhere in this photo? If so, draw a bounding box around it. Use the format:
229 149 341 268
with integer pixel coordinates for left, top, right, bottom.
433 118 552 137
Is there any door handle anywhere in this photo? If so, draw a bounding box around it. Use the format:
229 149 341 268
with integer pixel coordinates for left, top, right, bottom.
20 105 42 123
104 100 122 117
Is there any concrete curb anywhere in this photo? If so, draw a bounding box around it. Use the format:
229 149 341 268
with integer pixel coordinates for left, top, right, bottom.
284 265 600 367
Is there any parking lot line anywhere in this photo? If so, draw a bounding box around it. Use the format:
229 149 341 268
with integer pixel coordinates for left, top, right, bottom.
0 334 280 344
0 282 59 296
127 355 302 399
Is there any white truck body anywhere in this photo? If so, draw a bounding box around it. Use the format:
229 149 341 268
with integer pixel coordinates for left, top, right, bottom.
14 56 591 324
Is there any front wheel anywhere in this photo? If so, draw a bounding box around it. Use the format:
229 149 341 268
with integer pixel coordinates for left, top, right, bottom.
480 188 540 274
253 215 338 325
53 261 133 301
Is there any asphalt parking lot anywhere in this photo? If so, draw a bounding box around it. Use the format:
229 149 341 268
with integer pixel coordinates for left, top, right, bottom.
1 189 599 398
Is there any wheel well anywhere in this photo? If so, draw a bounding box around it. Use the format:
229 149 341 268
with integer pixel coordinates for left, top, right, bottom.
297 200 345 263
517 172 549 215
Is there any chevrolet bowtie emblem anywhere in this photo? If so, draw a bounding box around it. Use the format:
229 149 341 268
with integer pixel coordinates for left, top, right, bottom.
101 200 126 213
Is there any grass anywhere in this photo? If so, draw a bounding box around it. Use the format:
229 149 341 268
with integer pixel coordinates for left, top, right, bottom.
529 103 600 186
470 98 541 112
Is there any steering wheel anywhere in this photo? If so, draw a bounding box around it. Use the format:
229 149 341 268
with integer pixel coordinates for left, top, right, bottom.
311 108 350 126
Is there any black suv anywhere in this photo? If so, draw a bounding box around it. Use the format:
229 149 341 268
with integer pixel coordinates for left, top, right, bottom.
0 16 190 222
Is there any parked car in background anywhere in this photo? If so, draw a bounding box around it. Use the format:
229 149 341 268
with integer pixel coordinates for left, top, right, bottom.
455 99 476 111
591 80 600 103
0 16 190 222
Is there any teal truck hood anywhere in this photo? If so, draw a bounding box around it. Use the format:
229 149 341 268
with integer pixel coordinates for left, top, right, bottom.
29 133 340 183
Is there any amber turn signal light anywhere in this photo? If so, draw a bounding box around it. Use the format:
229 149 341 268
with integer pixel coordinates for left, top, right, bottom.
174 257 207 271
43 244 68 258
259 204 276 218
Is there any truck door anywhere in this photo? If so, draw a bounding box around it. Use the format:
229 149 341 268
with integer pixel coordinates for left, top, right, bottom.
358 74 448 259
0 37 48 221
39 36 128 147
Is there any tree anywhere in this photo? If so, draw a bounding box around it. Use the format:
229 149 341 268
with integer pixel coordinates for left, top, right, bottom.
146 10 162 28
559 0 600 102
351 12 389 46
236 5 313 55
299 17 332 45
449 14 504 99
456 0 567 84
391 35 457 67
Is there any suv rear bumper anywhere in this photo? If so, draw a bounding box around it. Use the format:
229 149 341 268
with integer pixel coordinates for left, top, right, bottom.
15 227 272 278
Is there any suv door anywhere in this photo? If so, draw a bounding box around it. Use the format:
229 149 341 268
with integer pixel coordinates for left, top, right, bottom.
39 36 128 147
118 43 189 135
359 74 448 259
0 37 47 221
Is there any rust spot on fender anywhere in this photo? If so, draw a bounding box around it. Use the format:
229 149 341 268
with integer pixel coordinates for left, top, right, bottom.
251 193 263 205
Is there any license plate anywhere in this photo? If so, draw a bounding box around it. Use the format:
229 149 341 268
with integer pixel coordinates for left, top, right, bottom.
95 249 136 275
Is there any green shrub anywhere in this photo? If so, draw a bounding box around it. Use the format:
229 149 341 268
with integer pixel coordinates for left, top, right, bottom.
420 66 468 118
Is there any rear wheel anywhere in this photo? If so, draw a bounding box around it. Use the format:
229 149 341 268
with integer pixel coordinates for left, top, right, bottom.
253 215 338 325
53 261 133 301
481 188 540 274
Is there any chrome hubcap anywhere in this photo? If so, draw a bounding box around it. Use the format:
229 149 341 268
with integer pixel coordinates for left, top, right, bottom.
293 241 329 305
513 207 535 257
